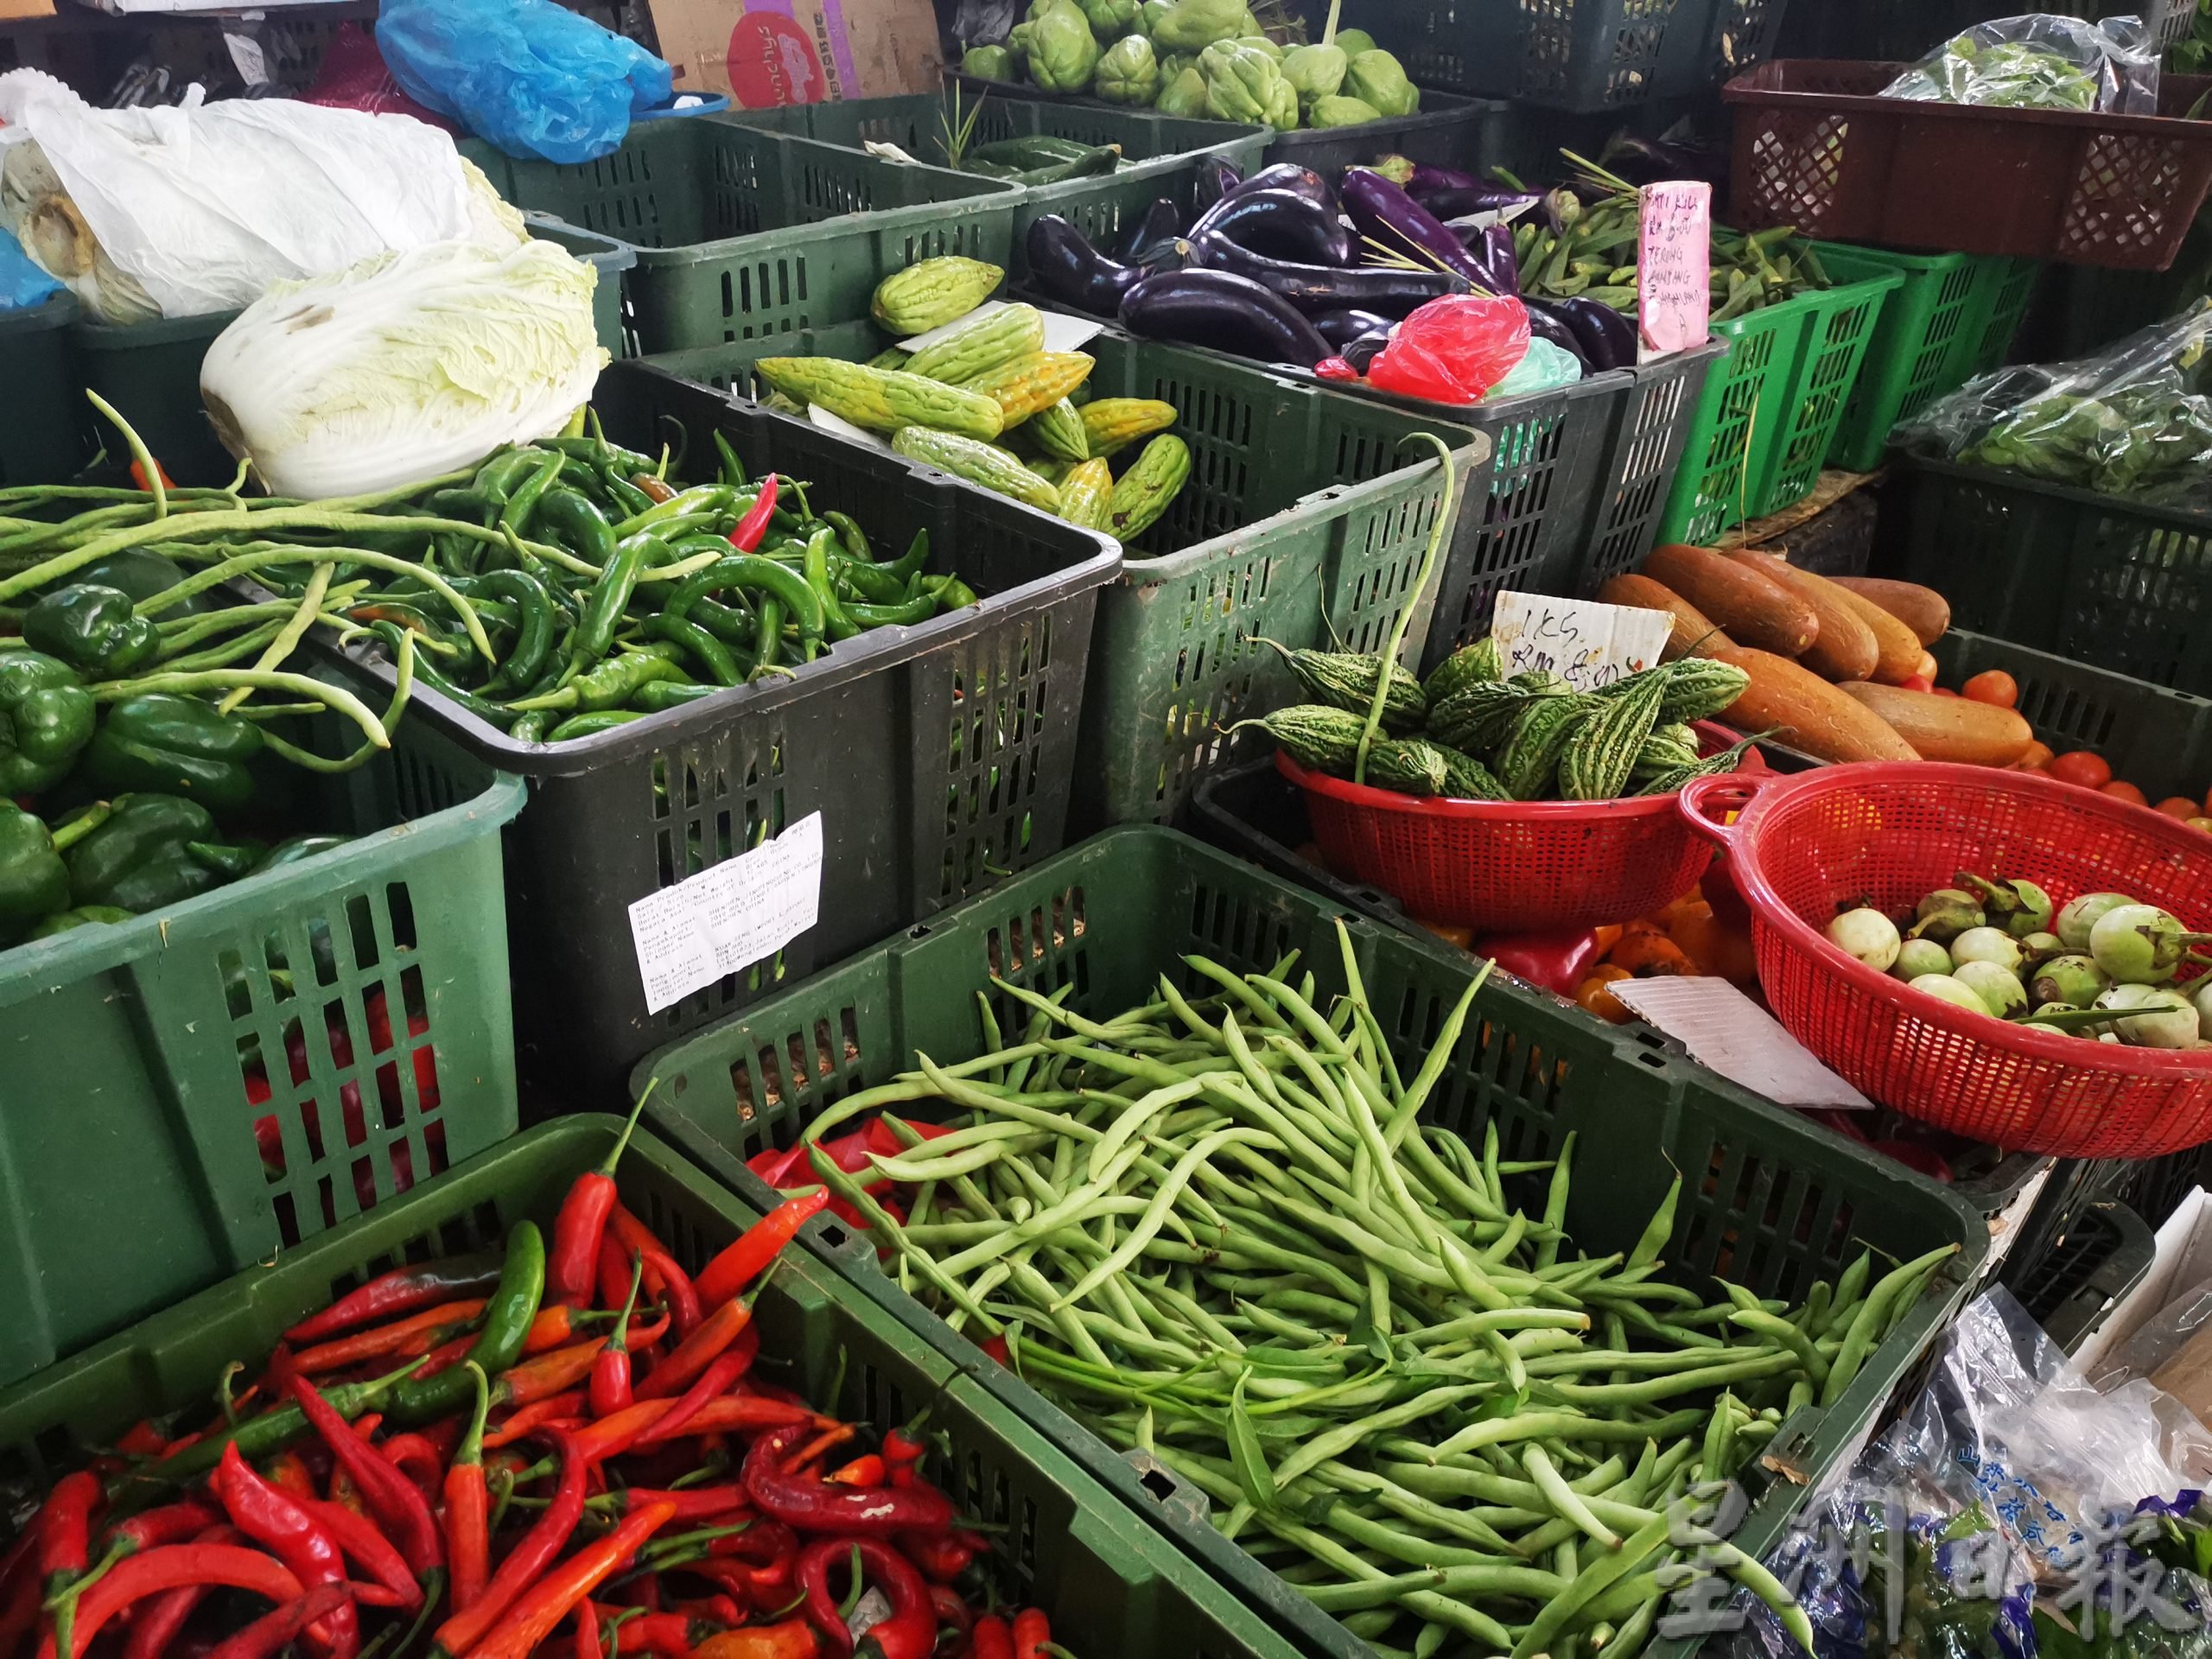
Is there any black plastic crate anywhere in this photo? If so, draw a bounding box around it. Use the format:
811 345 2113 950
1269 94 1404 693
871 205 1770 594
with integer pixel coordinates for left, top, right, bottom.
2008 1194 2158 1355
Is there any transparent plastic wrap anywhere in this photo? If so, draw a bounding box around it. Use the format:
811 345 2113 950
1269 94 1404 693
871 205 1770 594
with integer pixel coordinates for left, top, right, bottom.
2091 1280 2212 1392
1896 300 2212 507
1722 1291 2212 1659
1882 14 2161 113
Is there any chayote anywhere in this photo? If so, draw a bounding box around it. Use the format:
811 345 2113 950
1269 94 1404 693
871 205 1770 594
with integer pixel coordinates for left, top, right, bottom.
1079 0 1140 39
1159 49 1194 78
963 44 1017 78
1021 0 1103 91
1344 47 1418 115
1096 33 1161 101
1332 26 1375 55
1266 71 1300 126
1148 0 1249 52
1232 31 1281 55
1200 39 1288 124
1155 62 1210 114
1236 7 1262 33
1281 39 1345 99
1306 92 1382 125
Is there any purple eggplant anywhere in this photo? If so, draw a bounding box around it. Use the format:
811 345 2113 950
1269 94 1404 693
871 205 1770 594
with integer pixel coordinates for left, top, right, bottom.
1310 308 1395 348
1119 197 1185 266
1027 214 1143 318
1371 154 1542 223
1465 223 1519 297
1119 270 1332 369
1188 188 1353 268
1521 301 1592 371
1340 168 1497 294
1554 296 1637 373
1224 163 1338 211
1194 156 1243 213
1341 330 1392 375
1184 227 1465 319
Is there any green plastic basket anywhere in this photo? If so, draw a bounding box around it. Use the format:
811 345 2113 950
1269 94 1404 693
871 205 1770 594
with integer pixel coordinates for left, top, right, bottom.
0 1117 1303 1659
1816 244 2039 474
643 322 1488 830
629 824 1988 1659
0 696 524 1394
474 121 1020 353
1930 629 2212 806
1656 266 1904 543
64 221 636 489
1 291 85 489
1889 457 2212 700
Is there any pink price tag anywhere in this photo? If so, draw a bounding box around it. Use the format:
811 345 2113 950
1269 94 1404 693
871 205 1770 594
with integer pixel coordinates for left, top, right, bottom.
1637 181 1712 361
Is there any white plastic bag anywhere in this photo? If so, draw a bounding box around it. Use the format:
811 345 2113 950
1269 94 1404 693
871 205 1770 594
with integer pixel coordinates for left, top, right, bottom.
0 69 522 324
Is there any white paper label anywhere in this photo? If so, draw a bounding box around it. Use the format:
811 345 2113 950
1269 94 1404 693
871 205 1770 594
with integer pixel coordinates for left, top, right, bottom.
628 813 824 1014
808 404 889 449
1039 311 1106 353
1489 591 1674 692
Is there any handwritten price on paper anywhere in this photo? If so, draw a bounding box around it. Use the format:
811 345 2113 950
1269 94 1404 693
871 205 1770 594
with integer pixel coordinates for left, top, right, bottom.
1638 181 1712 360
1490 592 1674 692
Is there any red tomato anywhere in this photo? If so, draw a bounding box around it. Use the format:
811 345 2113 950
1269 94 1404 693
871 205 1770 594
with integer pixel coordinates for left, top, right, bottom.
2158 797 2200 819
1962 670 2018 709
2101 779 2148 806
2050 751 2113 790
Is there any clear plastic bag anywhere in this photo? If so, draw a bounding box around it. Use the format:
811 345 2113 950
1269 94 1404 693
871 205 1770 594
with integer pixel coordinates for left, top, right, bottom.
1724 1290 2212 1659
1882 13 2161 114
375 0 673 164
1895 300 2212 507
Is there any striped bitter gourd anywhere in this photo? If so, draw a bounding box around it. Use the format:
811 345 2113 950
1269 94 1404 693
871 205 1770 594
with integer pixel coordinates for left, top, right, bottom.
906 305 1046 383
961 353 1096 426
1364 738 1450 798
1637 733 1763 797
1423 636 1503 706
1426 680 1567 757
892 426 1062 513
1108 435 1191 541
1058 459 1113 531
1027 399 1091 463
1654 658 1751 723
755 359 1004 442
872 257 1004 334
1558 663 1671 802
1080 398 1177 457
1253 704 1367 774
1268 642 1426 734
1435 745 1509 801
1497 695 1597 800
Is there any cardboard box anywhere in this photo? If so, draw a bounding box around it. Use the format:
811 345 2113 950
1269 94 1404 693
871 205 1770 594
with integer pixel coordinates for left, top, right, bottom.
2153 1316 2212 1425
649 0 942 107
2076 1187 2212 1376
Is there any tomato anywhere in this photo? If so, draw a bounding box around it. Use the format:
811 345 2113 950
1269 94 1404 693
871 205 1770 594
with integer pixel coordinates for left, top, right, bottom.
2101 779 2148 806
2016 764 2053 779
2017 741 2055 770
2157 796 2200 819
1962 670 2018 709
2050 751 2113 790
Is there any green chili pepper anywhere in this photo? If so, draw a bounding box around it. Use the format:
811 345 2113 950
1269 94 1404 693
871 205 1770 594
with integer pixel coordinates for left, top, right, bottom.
82 693 264 817
0 650 96 795
428 488 493 525
824 511 870 563
507 712 548 745
498 453 569 537
379 626 516 726
545 435 657 474
22 584 160 677
845 594 940 628
183 840 265 882
665 556 824 645
534 488 619 572
573 532 662 671
25 905 132 939
391 1222 547 1425
546 711 647 741
599 472 657 519
630 680 721 713
639 613 743 687
611 485 737 539
713 432 747 488
471 450 545 508
921 575 980 610
476 569 558 696
803 526 859 643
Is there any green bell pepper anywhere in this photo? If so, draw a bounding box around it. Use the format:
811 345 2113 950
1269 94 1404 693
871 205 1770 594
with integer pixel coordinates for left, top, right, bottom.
82 693 265 818
77 550 209 615
64 793 230 912
252 835 351 873
0 650 97 796
22 584 161 678
0 803 71 940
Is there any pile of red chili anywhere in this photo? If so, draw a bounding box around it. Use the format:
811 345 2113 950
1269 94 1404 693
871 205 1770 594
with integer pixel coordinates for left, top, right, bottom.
0 1100 1049 1659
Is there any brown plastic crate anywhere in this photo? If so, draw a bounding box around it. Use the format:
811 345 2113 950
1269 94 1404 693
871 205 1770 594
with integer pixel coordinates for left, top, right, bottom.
1723 61 2212 270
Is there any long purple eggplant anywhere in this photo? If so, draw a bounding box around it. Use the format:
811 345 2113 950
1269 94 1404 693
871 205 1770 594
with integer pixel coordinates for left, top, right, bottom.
1027 214 1143 317
1372 155 1543 224
1185 227 1465 319
1341 330 1392 374
1194 156 1243 213
1340 168 1497 294
1521 300 1591 371
1224 163 1338 211
1310 307 1395 348
1119 270 1333 368
1554 296 1638 372
1188 188 1353 268
1119 198 1185 266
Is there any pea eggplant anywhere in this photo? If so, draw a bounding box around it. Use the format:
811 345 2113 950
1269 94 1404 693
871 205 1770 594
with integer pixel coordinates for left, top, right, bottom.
1189 187 1353 267
1184 227 1465 318
1119 270 1333 368
1027 214 1146 316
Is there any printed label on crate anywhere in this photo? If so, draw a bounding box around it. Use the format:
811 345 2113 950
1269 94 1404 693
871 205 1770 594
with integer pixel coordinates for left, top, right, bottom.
627 813 824 1014
1489 591 1671 691
1637 181 1711 360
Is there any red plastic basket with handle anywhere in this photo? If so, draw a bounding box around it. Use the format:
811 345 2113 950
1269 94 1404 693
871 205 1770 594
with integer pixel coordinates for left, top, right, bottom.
1680 763 2212 1158
1279 720 1762 930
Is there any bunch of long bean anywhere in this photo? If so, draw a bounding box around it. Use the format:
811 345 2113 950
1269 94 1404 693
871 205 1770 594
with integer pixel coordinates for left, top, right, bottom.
774 930 1955 1659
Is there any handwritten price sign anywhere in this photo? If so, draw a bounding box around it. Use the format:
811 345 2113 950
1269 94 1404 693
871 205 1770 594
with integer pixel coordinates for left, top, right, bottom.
1637 181 1712 361
1490 592 1673 693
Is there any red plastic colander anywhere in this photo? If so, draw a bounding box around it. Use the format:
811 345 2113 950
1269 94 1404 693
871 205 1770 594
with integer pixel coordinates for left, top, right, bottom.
1681 763 2212 1158
1281 723 1763 931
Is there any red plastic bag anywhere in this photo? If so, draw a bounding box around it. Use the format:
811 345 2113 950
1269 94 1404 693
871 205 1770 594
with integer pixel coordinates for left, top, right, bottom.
302 23 460 131
1367 294 1531 404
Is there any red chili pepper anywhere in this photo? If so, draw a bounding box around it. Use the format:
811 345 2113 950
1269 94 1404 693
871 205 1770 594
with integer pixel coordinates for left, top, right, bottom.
728 474 779 554
286 1256 505 1344
290 1376 444 1575
484 1391 588 1451
609 1208 702 1340
379 1431 448 1503
48 1495 215 1635
638 1392 821 1452
577 1597 609 1659
202 1582 357 1659
293 1497 423 1610
500 1317 668 1412
112 1421 168 1459
445 1362 493 1616
639 1300 753 1402
971 1614 1012 1659
212 1442 359 1658
292 1300 488 1374
695 1192 830 1311
549 1087 657 1308
824 1455 885 1487
432 1429 591 1656
593 1252 646 1419
794 1536 931 1659
683 1594 744 1627
128 457 176 493
899 1529 976 1585
464 1498 679 1659
928 1583 974 1654
526 1303 614 1357
35 1541 305 1659
690 1617 820 1659
743 1425 955 1537
1012 1606 1051 1659
35 1471 103 1659
616 1610 716 1655
591 1484 751 1523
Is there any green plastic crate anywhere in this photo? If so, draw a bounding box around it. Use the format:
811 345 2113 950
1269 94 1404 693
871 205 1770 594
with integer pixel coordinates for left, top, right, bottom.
0 1118 1302 1659
474 120 1020 353
0 694 524 1394
1817 244 2040 474
1656 266 1903 543
644 321 1488 829
64 221 637 489
1930 629 2212 805
1890 457 2212 699
2 291 85 488
629 825 1988 1659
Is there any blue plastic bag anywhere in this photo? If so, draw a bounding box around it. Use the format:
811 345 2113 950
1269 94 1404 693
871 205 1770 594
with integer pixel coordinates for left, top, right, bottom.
375 0 674 164
0 229 62 312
